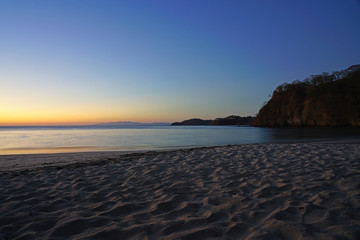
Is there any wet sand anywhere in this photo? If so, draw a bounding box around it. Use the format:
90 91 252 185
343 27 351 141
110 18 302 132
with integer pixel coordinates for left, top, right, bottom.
1 143 360 239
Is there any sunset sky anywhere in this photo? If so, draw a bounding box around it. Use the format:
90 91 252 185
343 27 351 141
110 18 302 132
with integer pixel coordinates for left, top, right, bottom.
1 0 360 125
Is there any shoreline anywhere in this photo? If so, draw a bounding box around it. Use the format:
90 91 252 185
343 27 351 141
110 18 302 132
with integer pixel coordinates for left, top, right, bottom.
1 143 360 239
1 139 360 173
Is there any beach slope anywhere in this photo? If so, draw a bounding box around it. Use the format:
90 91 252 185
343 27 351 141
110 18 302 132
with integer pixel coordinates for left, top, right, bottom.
1 143 360 239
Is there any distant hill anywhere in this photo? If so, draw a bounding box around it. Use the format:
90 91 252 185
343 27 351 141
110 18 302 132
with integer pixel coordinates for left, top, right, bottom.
252 65 360 127
172 116 254 126
171 118 213 126
97 121 170 126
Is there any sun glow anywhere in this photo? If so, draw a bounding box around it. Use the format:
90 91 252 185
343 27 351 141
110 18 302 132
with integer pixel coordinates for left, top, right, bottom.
0 104 180 126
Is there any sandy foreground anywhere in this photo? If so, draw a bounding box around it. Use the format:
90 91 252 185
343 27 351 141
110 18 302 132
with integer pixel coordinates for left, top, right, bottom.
1 143 360 240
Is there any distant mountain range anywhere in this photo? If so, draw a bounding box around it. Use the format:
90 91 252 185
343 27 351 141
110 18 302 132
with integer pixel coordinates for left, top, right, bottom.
97 121 170 126
172 116 254 126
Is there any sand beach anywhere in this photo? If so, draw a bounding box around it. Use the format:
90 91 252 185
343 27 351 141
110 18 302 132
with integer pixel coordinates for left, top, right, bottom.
1 143 360 239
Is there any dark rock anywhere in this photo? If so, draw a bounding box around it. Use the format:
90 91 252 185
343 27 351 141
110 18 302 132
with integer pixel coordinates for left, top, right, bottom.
171 116 254 126
171 118 213 126
252 65 360 127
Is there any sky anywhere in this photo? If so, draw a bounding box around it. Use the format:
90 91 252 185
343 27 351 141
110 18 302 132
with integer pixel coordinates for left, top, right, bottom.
1 0 360 125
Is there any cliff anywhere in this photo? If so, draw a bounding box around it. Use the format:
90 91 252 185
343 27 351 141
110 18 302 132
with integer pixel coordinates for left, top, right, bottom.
252 65 360 127
172 116 254 126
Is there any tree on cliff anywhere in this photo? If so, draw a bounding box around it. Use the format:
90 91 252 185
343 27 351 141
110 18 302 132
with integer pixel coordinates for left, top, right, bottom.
252 65 360 127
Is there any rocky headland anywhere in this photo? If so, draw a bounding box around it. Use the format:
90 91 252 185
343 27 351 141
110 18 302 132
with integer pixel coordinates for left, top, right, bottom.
252 65 360 127
171 115 254 126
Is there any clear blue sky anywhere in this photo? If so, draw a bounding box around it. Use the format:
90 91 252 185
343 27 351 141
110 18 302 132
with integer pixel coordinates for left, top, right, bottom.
1 0 360 124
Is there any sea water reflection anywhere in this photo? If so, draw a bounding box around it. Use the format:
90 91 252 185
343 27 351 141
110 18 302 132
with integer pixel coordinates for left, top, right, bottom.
0 126 359 154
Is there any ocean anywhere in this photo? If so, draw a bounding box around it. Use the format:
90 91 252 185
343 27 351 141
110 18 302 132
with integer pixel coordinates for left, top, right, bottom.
1 125 360 155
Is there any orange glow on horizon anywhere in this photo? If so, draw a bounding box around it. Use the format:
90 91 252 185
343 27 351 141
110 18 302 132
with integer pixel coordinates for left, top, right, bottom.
0 120 169 126
0 115 176 126
0 121 97 126
0 106 175 126
0 99 216 126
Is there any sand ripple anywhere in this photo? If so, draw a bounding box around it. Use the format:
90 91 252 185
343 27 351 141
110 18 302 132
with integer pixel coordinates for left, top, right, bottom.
1 143 360 239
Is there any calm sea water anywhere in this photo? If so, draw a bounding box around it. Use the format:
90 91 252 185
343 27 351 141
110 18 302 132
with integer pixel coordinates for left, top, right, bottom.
1 125 360 155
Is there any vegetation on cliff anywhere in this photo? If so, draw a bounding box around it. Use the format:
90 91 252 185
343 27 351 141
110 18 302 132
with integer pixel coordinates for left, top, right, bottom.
252 65 360 127
172 115 254 126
